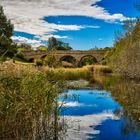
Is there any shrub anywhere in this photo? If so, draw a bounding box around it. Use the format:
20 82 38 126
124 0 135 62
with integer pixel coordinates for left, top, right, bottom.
107 19 140 80
44 55 56 67
0 56 7 62
15 52 24 59
35 59 43 66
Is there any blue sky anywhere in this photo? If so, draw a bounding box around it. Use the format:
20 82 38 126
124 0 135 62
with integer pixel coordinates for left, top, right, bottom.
2 0 140 50
44 16 120 49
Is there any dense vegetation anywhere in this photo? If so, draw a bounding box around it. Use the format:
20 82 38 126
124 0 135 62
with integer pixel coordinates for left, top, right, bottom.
0 5 16 60
0 63 66 140
48 37 72 51
17 43 33 51
106 19 140 80
101 76 140 133
80 56 97 66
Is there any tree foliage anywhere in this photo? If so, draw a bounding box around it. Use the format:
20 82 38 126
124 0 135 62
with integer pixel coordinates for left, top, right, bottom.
80 56 97 66
44 55 56 67
108 19 140 79
0 5 16 59
36 45 48 51
17 43 33 51
48 37 72 51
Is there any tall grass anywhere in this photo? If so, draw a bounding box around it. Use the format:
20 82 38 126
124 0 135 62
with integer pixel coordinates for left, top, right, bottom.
92 65 112 74
0 63 65 140
42 66 93 81
39 65 112 86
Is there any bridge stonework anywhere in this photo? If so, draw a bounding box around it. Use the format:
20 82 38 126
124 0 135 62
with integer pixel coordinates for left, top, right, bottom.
21 50 106 66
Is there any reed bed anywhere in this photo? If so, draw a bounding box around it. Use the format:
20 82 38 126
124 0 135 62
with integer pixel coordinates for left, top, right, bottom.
0 62 65 140
42 66 93 81
91 65 112 74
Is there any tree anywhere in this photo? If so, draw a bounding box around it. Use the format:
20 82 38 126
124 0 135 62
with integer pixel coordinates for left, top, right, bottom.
0 5 16 59
90 46 98 50
123 19 135 33
48 37 58 50
48 37 72 51
108 18 140 79
56 41 72 50
80 56 97 66
44 55 56 67
17 43 32 51
36 45 48 51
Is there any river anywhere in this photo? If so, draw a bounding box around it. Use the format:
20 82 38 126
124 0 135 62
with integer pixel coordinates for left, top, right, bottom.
60 77 140 140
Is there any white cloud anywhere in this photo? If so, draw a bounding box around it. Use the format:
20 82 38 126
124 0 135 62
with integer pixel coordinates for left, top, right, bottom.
12 36 44 47
59 102 83 107
1 0 103 35
59 101 98 107
12 34 69 47
85 25 100 28
35 34 69 41
64 111 120 140
1 0 129 43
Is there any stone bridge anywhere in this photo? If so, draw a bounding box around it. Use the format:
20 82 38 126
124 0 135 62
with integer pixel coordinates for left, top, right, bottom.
21 50 107 66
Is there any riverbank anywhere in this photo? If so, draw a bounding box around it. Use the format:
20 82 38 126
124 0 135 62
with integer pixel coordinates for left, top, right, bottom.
0 61 113 90
2 60 112 80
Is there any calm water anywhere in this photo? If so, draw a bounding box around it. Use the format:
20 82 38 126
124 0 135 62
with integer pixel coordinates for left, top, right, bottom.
60 79 140 140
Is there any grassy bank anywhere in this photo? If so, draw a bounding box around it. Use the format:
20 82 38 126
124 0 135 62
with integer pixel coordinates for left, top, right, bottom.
1 61 112 82
92 65 112 74
106 20 140 80
41 64 112 81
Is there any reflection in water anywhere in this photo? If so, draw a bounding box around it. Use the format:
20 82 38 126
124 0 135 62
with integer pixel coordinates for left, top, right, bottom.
101 76 140 138
60 76 140 140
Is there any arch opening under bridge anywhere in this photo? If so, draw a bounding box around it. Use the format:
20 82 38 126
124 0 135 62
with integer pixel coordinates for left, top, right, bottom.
40 54 47 59
59 55 76 67
28 58 35 63
79 55 98 67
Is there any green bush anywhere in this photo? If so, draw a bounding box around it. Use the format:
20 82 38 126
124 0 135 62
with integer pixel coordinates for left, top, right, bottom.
80 56 97 66
35 59 43 66
0 56 7 62
108 20 140 79
15 52 24 59
44 55 56 67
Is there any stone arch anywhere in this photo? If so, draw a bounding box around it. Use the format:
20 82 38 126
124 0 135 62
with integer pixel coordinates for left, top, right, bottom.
40 54 47 59
79 55 97 66
59 55 77 67
28 58 34 63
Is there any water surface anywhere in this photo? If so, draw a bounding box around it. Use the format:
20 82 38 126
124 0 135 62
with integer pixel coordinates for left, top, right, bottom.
60 80 140 140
